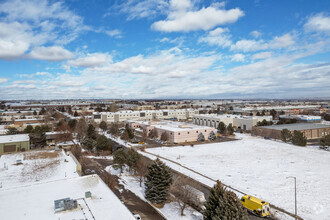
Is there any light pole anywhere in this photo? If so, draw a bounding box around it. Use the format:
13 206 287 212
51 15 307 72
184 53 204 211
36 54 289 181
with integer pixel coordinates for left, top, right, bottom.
287 176 297 218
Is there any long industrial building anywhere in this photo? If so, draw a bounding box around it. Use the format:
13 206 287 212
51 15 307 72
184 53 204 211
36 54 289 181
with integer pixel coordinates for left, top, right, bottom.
93 109 199 123
0 134 30 155
251 123 330 140
193 114 272 131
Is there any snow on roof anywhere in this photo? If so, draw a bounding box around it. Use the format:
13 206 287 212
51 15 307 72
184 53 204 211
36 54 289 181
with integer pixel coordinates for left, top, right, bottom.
15 118 40 121
134 120 213 132
0 134 29 144
0 175 135 220
195 114 272 120
262 123 330 131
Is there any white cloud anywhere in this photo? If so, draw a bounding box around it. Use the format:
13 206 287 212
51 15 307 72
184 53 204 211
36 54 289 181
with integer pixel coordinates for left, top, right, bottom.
199 27 232 48
269 33 295 49
0 0 86 60
0 78 8 84
105 29 122 38
111 0 169 20
304 13 330 34
151 0 244 32
252 51 273 60
250 30 262 38
28 46 74 61
230 33 295 52
231 54 245 62
66 53 112 68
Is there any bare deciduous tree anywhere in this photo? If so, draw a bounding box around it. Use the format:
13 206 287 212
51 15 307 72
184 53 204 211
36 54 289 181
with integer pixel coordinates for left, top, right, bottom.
136 158 148 187
170 176 204 216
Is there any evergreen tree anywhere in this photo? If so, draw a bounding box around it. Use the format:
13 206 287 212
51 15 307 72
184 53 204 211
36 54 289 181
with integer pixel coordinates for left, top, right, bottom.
292 130 307 146
113 148 127 173
96 135 111 152
227 124 234 135
83 138 96 150
23 125 34 134
125 124 134 139
197 133 205 142
74 111 79 117
208 131 216 141
87 124 97 140
7 127 19 135
281 129 292 143
99 121 108 133
320 134 330 148
33 110 37 115
68 119 77 130
109 123 119 136
127 148 140 172
323 114 330 121
145 158 173 205
203 181 248 220
217 122 226 134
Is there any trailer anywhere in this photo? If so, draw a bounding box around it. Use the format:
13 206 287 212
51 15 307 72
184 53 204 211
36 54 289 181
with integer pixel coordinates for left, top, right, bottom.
241 195 270 217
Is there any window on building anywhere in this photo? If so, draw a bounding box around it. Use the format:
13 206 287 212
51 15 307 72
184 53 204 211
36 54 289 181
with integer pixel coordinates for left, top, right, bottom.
187 132 189 134
196 131 198 133
178 133 180 135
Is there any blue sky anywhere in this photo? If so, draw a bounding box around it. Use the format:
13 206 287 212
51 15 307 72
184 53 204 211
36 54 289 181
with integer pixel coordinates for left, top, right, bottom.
0 0 329 100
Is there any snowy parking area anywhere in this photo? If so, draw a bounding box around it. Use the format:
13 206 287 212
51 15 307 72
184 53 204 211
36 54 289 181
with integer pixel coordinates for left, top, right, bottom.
144 133 330 220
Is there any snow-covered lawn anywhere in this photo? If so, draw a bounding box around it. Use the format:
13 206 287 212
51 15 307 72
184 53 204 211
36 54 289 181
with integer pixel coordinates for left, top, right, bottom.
106 165 203 220
143 133 330 220
0 150 78 189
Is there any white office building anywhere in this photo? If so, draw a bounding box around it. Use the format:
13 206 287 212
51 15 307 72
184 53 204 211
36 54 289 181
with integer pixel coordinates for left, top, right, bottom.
193 114 273 131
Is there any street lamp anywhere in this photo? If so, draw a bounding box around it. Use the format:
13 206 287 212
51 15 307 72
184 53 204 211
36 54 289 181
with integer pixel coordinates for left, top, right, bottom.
287 176 297 218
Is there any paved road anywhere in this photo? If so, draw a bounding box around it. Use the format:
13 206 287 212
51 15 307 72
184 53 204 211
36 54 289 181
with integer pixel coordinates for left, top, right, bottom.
83 157 166 220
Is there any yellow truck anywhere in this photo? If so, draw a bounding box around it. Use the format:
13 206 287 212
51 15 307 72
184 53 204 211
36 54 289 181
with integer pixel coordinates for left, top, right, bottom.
241 195 270 217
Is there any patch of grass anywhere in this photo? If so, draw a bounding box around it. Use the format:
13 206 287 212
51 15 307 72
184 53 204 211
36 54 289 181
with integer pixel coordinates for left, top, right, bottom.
24 151 60 160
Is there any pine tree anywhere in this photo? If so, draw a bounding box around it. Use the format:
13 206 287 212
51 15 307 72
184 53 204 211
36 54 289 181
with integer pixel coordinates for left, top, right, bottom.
292 130 307 146
113 148 127 174
87 124 96 140
208 131 216 141
203 181 248 220
227 124 234 135
145 158 172 206
320 134 330 150
96 135 111 151
217 122 226 134
281 129 292 143
197 133 205 142
99 121 108 132
127 149 140 172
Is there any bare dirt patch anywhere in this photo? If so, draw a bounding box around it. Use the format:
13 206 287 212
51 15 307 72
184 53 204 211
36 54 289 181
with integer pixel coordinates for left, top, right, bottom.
23 151 60 160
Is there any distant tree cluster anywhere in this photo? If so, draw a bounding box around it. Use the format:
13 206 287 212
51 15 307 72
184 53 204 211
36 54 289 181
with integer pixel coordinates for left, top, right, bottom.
277 118 297 125
324 114 330 121
256 119 274 126
113 148 141 174
217 122 234 135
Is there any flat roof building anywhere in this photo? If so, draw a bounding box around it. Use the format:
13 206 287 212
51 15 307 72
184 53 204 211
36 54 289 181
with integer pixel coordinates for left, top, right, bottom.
193 114 273 131
126 120 216 143
252 123 330 140
0 134 30 155
94 109 199 123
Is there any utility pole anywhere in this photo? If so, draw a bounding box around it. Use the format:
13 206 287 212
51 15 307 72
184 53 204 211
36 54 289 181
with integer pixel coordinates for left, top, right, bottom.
287 176 297 219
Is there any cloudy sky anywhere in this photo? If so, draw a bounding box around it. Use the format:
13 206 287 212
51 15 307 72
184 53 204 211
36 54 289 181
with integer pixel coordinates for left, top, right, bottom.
0 0 329 100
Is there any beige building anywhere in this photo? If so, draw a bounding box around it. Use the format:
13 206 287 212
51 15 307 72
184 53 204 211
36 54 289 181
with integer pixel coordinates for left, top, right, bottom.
251 123 330 140
126 120 216 143
193 114 273 131
94 109 199 123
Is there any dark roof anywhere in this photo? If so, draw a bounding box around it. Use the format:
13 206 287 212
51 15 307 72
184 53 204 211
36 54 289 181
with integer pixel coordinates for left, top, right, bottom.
261 123 330 131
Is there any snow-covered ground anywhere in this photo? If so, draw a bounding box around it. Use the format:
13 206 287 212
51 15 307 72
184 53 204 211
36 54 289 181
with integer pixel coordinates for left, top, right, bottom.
0 150 78 189
143 133 330 220
107 165 203 220
0 175 135 220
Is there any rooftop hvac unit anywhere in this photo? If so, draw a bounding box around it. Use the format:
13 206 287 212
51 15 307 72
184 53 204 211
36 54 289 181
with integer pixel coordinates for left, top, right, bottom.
54 198 78 213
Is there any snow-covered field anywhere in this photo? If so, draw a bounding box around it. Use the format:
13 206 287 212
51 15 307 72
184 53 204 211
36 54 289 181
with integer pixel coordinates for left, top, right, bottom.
107 165 203 220
144 133 330 220
0 150 78 189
